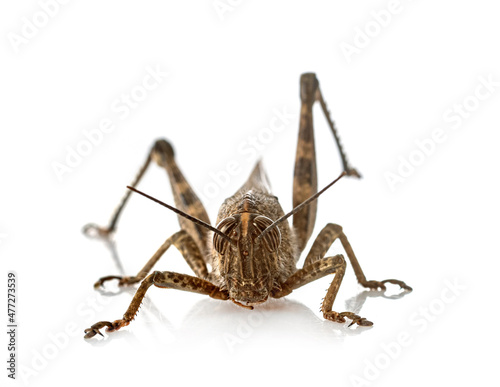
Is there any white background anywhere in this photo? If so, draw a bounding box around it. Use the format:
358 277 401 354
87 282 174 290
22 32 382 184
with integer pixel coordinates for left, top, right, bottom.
1 1 499 386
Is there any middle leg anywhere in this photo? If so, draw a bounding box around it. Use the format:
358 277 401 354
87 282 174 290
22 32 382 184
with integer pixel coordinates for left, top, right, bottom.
83 139 211 256
304 223 412 291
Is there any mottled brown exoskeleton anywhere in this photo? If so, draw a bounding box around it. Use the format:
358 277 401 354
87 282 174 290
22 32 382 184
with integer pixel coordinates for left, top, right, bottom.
83 73 411 339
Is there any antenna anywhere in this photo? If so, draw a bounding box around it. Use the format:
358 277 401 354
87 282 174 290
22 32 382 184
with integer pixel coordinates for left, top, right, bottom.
257 171 346 241
126 186 232 243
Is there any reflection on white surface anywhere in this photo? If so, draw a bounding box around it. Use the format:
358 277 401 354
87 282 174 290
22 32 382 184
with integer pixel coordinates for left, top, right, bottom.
85 271 412 348
83 233 412 350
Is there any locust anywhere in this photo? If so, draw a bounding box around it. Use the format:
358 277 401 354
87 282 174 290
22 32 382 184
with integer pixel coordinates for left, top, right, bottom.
83 73 412 339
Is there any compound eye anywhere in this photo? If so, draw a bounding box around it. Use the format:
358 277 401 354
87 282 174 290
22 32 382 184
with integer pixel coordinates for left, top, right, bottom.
253 216 281 252
213 217 237 255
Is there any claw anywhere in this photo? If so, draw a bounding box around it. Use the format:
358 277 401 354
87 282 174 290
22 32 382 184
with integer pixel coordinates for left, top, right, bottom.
84 328 103 339
381 279 412 292
348 317 373 327
324 311 372 327
362 280 387 291
118 276 133 286
363 279 412 292
339 312 373 327
345 168 362 179
83 321 114 339
84 319 130 339
82 223 113 239
93 276 124 289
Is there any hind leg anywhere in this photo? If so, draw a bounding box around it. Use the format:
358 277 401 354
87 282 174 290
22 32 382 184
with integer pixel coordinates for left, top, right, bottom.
83 139 211 253
293 73 361 253
304 223 412 292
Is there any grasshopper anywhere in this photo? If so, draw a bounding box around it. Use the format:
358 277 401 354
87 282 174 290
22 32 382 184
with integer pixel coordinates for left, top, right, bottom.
83 73 411 339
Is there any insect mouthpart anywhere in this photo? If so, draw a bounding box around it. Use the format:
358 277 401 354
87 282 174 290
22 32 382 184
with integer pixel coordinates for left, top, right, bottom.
230 288 269 309
231 296 269 310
